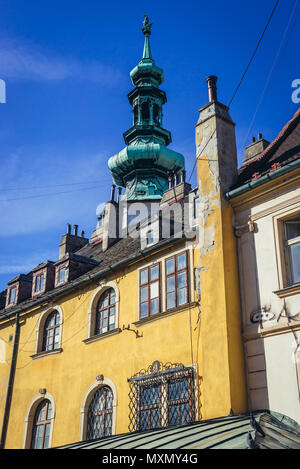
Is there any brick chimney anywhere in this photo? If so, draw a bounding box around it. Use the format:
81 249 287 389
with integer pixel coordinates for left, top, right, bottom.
59 224 89 259
242 133 270 165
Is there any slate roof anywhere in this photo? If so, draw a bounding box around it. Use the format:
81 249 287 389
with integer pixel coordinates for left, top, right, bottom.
54 410 300 450
0 235 141 319
235 108 300 187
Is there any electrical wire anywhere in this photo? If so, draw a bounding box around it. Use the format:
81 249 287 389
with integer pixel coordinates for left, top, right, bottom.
227 0 280 109
0 180 107 192
188 0 281 183
0 185 103 202
241 0 299 154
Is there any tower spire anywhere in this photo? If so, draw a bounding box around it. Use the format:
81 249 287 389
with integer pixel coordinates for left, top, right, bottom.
107 16 185 201
142 14 153 60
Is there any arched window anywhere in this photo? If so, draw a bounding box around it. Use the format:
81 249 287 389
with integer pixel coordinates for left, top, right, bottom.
95 288 116 335
42 311 61 352
87 386 113 439
31 399 53 449
141 101 150 122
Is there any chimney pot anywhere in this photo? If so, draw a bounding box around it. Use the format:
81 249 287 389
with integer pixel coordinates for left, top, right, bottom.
206 75 218 102
81 230 85 238
252 137 256 143
74 225 78 236
110 184 116 201
117 187 122 204
67 223 71 235
258 133 262 140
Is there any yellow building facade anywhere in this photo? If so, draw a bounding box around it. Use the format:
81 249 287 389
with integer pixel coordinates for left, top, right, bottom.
0 23 248 450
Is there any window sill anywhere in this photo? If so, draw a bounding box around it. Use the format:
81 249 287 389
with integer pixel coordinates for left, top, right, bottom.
83 328 122 344
273 282 300 298
30 348 63 360
133 302 198 327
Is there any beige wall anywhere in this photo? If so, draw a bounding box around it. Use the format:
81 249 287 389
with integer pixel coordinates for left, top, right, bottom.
233 175 300 423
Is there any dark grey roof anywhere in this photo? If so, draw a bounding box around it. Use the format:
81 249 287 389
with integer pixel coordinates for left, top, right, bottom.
54 411 300 450
0 191 194 320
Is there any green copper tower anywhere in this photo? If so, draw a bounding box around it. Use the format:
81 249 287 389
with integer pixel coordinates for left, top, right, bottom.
108 15 185 201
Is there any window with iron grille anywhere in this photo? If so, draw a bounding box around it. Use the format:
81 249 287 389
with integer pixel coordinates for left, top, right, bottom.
165 251 189 310
95 288 116 335
128 361 195 432
139 264 160 318
87 386 113 440
42 311 61 352
31 399 52 449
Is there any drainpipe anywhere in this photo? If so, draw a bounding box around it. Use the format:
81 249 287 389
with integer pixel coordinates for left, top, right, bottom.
0 312 20 449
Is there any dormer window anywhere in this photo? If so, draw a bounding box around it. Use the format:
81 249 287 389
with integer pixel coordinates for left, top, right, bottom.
146 230 153 246
57 267 67 285
34 273 44 293
8 287 17 305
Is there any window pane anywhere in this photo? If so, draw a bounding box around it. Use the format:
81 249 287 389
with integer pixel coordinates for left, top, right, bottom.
150 298 159 315
141 384 160 405
150 281 158 299
147 231 153 245
9 287 16 304
181 403 191 424
47 403 52 420
286 220 300 240
104 414 112 436
177 272 187 288
167 292 176 309
177 287 187 306
150 265 159 281
177 253 186 270
58 268 66 283
290 243 300 283
140 302 148 318
150 408 159 428
140 286 148 302
167 276 175 293
102 296 109 307
169 405 180 426
194 197 200 219
140 269 148 285
110 293 116 305
109 315 115 325
166 258 175 275
168 378 190 400
140 410 148 430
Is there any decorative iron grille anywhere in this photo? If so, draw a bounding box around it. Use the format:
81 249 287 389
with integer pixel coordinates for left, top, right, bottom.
128 361 196 432
87 386 113 440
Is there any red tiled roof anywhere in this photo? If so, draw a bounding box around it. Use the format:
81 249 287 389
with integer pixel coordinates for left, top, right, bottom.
236 108 300 186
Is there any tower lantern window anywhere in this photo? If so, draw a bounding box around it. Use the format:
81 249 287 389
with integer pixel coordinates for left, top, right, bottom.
141 101 150 122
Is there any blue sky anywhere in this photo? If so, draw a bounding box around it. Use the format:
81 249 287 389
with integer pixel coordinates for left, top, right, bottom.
0 0 299 291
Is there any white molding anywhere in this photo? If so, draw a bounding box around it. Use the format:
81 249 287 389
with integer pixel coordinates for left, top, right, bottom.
86 281 120 339
22 392 56 449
